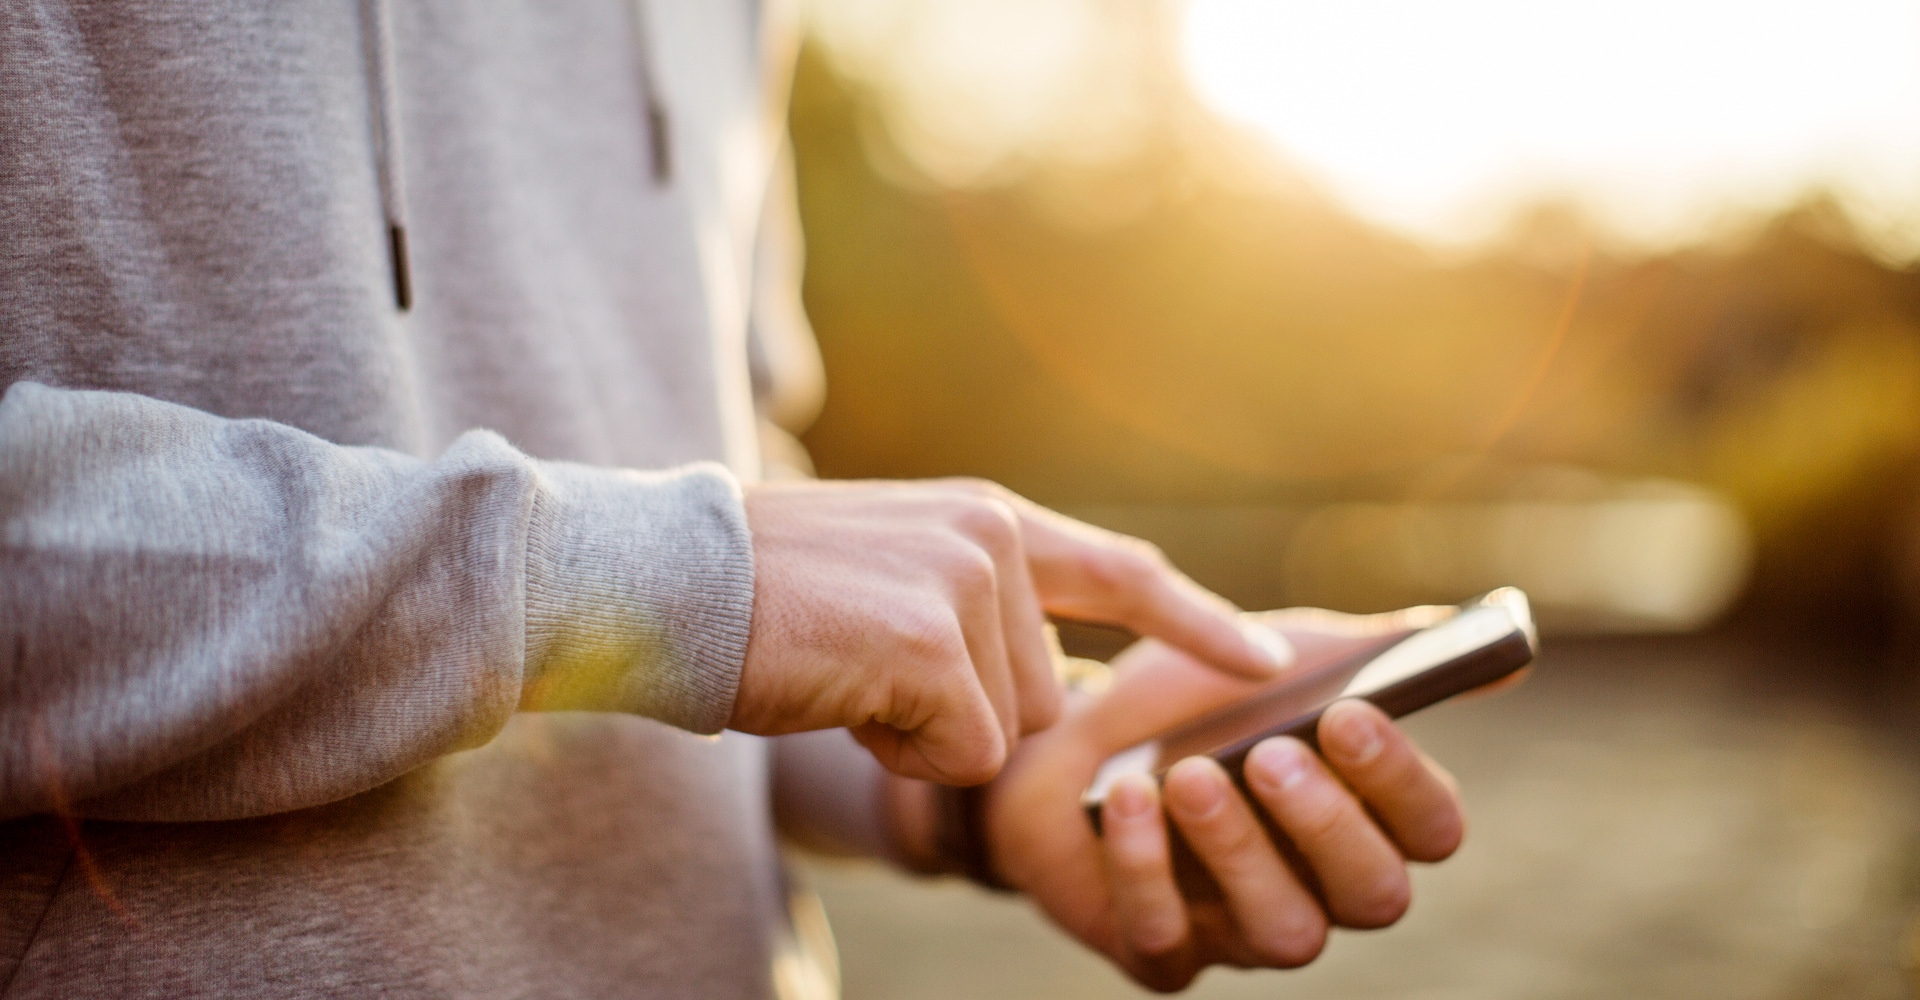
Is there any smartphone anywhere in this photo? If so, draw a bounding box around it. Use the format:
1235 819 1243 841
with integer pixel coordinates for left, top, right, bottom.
1081 588 1537 896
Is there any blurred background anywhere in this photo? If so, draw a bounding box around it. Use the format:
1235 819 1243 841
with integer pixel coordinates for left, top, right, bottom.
777 0 1920 995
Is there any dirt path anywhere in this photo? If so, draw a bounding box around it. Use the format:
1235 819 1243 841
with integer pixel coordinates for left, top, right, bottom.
801 635 1920 999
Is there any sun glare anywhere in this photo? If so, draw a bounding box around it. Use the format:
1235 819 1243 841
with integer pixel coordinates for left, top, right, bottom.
1183 0 1920 256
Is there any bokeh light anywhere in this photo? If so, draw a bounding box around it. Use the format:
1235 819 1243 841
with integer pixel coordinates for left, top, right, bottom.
1183 0 1920 258
788 6 1920 992
795 0 1920 631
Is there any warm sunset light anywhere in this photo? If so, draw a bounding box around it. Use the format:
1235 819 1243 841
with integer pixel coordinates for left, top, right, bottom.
1183 0 1920 255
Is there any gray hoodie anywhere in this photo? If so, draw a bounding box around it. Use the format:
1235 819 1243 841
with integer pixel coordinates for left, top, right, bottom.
0 1 871 996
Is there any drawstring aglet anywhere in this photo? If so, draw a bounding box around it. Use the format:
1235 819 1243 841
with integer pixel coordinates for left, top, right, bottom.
647 101 673 184
388 223 413 312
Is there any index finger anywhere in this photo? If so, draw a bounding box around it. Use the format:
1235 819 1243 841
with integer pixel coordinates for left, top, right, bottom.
1014 504 1294 681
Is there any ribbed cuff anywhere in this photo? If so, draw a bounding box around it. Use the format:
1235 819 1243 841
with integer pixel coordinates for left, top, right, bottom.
521 460 755 734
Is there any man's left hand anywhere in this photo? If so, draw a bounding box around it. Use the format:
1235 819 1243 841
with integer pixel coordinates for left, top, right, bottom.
960 617 1468 992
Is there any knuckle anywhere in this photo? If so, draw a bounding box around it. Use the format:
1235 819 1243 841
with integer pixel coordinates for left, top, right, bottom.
1375 753 1430 796
1290 791 1351 846
1019 686 1062 734
947 740 1006 787
1129 537 1170 569
1213 813 1268 858
940 539 999 591
1370 732 1428 780
1121 541 1171 590
952 497 1019 551
1084 544 1158 598
895 606 967 667
931 713 1007 786
1182 795 1258 854
1073 547 1121 593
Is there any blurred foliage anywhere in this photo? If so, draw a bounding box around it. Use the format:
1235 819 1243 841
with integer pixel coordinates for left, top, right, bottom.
789 41 1920 632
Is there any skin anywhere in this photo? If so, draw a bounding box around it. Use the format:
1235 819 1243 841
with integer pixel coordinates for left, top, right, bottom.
889 613 1476 992
732 478 1294 785
733 477 1482 986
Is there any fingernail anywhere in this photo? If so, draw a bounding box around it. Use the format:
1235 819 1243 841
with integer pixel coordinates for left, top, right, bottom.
1328 704 1384 764
1167 761 1225 819
1109 774 1154 819
1241 621 1296 672
1249 739 1310 792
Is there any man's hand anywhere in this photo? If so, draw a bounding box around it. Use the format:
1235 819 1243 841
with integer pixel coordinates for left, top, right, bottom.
973 616 1468 992
733 479 1291 786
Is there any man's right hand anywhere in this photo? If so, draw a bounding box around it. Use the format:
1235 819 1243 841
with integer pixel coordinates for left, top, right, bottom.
732 479 1294 785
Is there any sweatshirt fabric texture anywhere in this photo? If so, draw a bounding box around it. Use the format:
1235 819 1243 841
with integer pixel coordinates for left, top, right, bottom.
0 1 869 996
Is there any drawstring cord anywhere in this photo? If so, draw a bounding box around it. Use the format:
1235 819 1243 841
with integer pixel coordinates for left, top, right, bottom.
362 0 412 311
632 0 672 184
360 0 670 312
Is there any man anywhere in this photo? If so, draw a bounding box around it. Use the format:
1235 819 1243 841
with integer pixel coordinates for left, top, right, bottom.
0 2 1472 995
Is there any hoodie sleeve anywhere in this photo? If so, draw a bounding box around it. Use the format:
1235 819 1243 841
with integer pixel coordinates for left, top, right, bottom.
0 381 755 822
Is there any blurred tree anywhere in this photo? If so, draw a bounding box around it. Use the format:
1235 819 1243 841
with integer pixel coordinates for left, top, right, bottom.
790 39 1920 634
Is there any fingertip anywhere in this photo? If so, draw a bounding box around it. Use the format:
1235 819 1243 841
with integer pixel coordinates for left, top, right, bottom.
1130 918 1188 961
1162 757 1228 821
1345 870 1413 929
1129 962 1200 995
1319 699 1388 768
1244 737 1314 796
1107 772 1160 823
1321 696 1389 725
1182 616 1292 682
1238 619 1296 673
1407 788 1466 862
1255 911 1329 969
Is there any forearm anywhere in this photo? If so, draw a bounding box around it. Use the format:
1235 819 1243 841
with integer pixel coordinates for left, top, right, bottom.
1 382 754 821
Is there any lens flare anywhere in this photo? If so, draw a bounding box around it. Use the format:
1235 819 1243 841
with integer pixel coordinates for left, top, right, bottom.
1183 0 1920 257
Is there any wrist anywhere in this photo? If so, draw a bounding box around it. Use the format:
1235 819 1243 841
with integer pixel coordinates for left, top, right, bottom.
882 774 949 875
931 784 1014 891
522 459 753 732
882 774 1011 891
